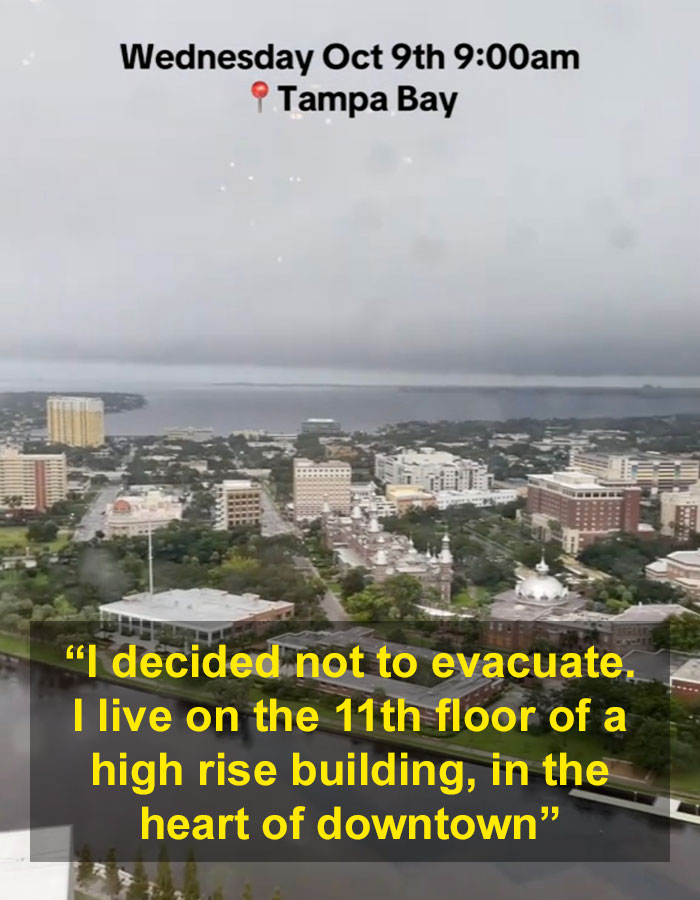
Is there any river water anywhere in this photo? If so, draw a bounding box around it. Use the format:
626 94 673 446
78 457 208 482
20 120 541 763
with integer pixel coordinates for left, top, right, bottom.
2 665 700 899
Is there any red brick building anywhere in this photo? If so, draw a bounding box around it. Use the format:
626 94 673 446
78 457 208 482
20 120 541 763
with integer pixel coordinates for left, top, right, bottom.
525 470 641 555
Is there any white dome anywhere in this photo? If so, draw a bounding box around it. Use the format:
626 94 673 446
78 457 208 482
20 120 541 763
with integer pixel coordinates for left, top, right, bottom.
516 558 567 602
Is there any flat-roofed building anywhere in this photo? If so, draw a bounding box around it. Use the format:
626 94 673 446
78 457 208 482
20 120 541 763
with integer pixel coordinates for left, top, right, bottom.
435 488 518 509
215 479 262 528
301 418 341 435
660 484 700 539
268 628 501 724
293 458 351 520
0 448 67 511
99 587 294 646
164 426 215 442
47 395 104 447
526 469 641 555
0 827 73 900
570 449 700 492
375 448 491 492
385 483 437 514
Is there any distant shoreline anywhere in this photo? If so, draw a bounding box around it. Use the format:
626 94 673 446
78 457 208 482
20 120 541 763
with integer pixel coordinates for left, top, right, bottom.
208 382 700 397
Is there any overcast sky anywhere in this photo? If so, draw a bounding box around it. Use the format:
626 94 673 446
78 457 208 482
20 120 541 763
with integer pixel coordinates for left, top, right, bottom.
2 0 698 380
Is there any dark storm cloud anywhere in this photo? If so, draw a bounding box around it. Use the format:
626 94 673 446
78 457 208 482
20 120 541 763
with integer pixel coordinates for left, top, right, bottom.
1 0 698 377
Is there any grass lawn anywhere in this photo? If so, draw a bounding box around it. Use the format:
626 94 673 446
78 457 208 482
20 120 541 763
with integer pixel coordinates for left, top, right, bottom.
0 526 71 553
444 723 605 765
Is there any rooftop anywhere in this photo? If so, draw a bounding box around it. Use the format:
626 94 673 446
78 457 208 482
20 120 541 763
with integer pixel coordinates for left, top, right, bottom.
671 658 700 686
0 827 72 900
99 588 292 630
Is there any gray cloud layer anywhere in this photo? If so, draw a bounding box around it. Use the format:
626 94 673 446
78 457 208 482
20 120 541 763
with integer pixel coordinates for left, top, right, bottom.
2 0 698 376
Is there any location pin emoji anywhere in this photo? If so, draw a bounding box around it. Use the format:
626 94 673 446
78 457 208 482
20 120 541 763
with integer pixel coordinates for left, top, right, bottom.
251 81 269 113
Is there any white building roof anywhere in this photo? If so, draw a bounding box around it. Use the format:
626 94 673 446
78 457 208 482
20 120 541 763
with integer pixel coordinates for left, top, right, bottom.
667 550 700 568
671 658 700 686
221 479 256 491
99 588 292 630
0 827 72 900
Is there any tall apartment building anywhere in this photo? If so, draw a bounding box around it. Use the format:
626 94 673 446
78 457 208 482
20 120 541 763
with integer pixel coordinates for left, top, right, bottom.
47 396 105 447
0 448 67 512
293 459 351 520
374 448 491 492
570 449 700 492
526 470 641 555
215 480 262 529
660 484 700 540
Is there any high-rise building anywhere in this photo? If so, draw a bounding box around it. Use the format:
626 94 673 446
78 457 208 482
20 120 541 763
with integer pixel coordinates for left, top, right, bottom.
215 480 262 529
374 448 491 492
47 396 105 447
293 459 351 520
526 469 641 555
660 484 700 540
0 448 67 511
570 449 700 492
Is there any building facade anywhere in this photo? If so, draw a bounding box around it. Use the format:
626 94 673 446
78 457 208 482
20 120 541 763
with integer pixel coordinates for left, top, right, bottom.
164 426 215 443
321 499 453 604
435 488 518 510
0 448 67 511
99 588 294 646
293 458 351 520
660 484 700 539
268 627 501 724
47 395 104 447
526 470 641 555
374 448 491 492
484 559 692 653
646 549 700 599
105 489 183 538
384 484 437 514
570 449 700 492
300 418 341 435
215 480 262 528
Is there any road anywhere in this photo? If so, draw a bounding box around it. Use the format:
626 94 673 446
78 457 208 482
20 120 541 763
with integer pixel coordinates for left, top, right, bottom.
294 553 349 622
73 485 121 542
259 485 298 537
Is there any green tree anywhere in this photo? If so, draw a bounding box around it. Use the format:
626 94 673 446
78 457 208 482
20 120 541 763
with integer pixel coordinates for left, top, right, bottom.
127 851 149 900
104 847 122 899
151 844 175 900
183 847 201 900
76 843 94 888
339 567 368 600
242 883 253 900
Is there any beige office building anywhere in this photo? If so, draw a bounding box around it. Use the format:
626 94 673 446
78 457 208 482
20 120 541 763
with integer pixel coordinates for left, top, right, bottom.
215 480 262 529
293 458 351 520
47 396 105 447
0 448 67 512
